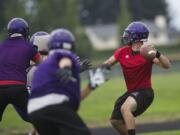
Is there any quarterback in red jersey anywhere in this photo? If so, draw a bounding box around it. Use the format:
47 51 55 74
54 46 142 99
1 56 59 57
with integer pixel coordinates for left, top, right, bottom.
102 22 171 135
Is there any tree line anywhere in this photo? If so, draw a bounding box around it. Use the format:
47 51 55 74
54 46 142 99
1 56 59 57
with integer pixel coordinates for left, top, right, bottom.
0 0 168 57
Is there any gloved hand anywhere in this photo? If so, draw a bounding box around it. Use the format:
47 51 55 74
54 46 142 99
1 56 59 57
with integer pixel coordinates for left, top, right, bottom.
76 56 81 64
80 59 92 72
101 63 111 71
56 67 76 83
100 63 111 78
88 68 109 90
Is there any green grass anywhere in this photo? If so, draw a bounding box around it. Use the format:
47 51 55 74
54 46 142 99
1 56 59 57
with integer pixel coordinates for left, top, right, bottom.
0 105 31 135
79 72 180 127
0 72 180 134
140 130 180 135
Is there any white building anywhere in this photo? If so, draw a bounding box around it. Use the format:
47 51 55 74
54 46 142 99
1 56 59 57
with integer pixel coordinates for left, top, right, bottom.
84 15 180 50
85 24 119 50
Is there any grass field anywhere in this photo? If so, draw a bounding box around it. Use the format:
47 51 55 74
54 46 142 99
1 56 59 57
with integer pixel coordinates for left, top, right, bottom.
0 72 180 134
140 130 180 135
80 72 180 127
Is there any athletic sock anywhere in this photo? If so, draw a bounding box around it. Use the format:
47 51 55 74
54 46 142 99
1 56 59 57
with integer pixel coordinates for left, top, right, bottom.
128 129 135 135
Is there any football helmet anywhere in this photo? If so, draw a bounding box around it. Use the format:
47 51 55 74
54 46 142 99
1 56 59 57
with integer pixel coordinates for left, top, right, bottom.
30 31 49 54
7 18 29 39
30 31 48 44
121 21 149 45
48 28 75 51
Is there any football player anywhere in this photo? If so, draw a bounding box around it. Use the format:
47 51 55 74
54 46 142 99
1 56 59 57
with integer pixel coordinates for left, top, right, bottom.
15 29 93 125
102 21 171 135
27 28 100 135
0 18 41 126
13 30 49 135
27 31 50 87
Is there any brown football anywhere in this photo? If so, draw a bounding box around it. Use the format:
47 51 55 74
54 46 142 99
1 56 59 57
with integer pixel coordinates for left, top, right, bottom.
140 45 156 61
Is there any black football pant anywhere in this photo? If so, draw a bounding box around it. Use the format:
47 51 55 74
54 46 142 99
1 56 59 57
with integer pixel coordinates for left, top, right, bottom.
30 103 91 135
0 85 29 121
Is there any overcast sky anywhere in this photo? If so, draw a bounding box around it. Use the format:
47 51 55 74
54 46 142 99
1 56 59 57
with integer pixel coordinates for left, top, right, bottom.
166 0 180 30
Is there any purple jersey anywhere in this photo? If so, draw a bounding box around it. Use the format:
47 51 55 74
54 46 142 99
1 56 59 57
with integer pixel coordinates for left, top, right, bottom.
30 50 81 110
0 37 38 84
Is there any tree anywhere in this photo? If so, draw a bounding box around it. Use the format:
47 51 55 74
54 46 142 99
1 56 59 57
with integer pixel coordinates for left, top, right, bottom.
29 0 92 58
118 0 132 40
65 0 93 58
128 0 168 20
0 0 5 30
80 0 119 25
28 0 67 33
0 0 28 39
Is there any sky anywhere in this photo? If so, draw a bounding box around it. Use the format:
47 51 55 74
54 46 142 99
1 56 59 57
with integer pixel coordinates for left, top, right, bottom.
166 0 180 30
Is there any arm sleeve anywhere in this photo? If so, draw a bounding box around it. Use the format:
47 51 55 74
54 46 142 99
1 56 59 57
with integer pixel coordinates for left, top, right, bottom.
32 53 41 63
113 48 122 61
30 46 41 63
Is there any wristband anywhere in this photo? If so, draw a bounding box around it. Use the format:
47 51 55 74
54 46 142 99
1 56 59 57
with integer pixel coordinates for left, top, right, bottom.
156 50 161 58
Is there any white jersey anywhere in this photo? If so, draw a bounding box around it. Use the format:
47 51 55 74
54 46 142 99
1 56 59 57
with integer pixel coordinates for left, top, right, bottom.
27 66 37 87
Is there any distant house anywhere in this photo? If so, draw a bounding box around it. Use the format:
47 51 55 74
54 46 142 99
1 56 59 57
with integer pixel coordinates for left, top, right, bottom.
84 23 119 50
143 15 180 46
84 15 180 50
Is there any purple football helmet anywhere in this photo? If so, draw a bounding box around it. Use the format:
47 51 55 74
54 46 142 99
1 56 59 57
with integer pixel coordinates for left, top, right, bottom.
7 18 29 39
48 28 75 51
121 21 149 45
30 31 49 44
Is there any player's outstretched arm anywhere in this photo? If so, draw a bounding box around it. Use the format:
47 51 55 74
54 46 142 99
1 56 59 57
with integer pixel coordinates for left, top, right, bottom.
80 55 118 101
103 55 117 66
80 66 110 100
80 85 93 101
80 70 100 101
153 51 171 69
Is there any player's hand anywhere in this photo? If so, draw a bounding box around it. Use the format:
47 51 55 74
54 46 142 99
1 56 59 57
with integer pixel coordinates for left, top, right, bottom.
140 44 161 60
100 63 111 78
88 68 109 90
56 67 76 83
76 56 81 64
101 63 111 71
147 46 161 58
80 59 92 72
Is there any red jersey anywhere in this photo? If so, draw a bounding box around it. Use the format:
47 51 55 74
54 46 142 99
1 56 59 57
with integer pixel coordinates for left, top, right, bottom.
114 46 153 92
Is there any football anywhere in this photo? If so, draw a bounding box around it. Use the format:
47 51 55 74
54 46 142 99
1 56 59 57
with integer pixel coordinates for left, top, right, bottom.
140 44 156 61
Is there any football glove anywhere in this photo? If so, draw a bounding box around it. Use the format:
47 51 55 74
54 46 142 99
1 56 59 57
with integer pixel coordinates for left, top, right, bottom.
76 56 92 73
56 67 76 83
101 63 111 71
88 67 109 90
80 59 92 72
